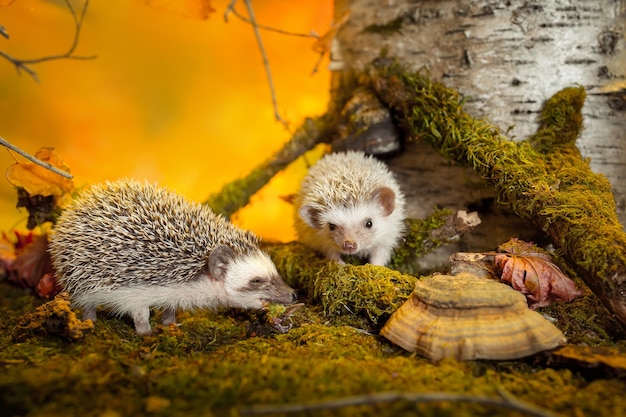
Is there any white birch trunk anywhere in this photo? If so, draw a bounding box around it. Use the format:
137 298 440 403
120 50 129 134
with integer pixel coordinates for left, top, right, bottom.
330 0 626 260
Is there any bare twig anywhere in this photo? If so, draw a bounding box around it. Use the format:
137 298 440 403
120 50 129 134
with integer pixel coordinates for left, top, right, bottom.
239 390 565 417
224 0 238 19
310 51 326 75
0 0 96 82
223 1 319 39
0 137 73 180
243 0 283 125
310 10 351 75
224 0 322 128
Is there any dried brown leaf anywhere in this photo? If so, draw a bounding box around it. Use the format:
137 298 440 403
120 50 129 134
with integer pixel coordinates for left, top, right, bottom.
36 272 62 299
495 238 584 308
5 231 53 290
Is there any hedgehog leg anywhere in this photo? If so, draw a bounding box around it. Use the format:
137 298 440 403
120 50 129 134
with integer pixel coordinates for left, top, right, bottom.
82 307 97 323
130 308 153 336
326 250 346 264
369 247 391 266
162 307 177 326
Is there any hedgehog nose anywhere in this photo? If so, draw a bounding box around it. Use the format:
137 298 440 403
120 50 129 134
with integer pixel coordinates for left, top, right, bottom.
343 240 358 252
290 290 298 304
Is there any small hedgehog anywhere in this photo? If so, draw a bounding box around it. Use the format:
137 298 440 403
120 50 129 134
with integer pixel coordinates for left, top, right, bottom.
48 179 297 336
294 151 406 266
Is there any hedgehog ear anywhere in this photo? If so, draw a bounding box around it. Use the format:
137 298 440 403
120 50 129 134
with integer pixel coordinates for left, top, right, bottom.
208 245 235 280
372 187 395 217
299 205 323 229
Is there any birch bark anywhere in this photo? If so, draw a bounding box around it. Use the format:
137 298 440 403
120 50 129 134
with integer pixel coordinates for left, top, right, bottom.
331 0 626 236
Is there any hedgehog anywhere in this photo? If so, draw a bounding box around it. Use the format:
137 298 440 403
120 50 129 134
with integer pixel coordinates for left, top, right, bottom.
48 179 297 336
294 151 406 266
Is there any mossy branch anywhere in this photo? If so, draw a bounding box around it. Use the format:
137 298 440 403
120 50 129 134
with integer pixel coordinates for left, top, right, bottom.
239 389 565 417
369 58 626 327
266 210 476 322
267 242 417 323
203 115 333 218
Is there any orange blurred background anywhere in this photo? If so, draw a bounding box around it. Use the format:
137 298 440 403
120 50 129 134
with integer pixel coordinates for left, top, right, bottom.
0 0 332 241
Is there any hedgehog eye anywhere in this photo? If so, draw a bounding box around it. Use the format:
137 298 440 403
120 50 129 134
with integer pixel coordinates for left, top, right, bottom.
250 277 267 285
328 223 337 231
365 219 373 228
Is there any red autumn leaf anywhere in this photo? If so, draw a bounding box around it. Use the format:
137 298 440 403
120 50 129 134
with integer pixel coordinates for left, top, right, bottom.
0 232 17 275
494 238 584 308
36 272 62 299
13 229 35 249
5 231 54 290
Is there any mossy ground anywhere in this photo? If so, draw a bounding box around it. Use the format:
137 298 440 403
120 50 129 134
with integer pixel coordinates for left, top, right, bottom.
2 269 626 417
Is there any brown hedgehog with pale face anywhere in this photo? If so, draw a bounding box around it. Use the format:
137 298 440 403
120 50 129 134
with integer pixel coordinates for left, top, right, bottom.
294 151 406 266
48 179 296 335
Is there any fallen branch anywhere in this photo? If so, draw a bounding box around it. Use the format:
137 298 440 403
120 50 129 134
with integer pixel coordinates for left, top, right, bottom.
369 58 626 327
204 115 333 218
239 389 565 417
266 209 477 321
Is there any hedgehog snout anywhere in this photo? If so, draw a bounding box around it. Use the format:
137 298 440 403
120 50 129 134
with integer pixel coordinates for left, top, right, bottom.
342 240 358 253
270 283 298 305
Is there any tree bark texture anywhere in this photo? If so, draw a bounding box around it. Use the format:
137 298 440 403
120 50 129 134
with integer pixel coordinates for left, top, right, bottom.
331 0 626 229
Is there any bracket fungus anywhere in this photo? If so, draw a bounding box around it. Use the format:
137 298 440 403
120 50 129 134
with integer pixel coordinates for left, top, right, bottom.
380 272 566 361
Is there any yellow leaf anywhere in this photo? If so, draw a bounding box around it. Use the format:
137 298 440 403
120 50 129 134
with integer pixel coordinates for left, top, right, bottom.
6 147 74 197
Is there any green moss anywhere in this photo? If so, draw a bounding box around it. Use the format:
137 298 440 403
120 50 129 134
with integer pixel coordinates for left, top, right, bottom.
538 292 626 347
268 242 417 324
389 208 454 270
203 167 269 218
528 86 586 152
2 281 626 416
314 263 416 322
12 292 94 341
